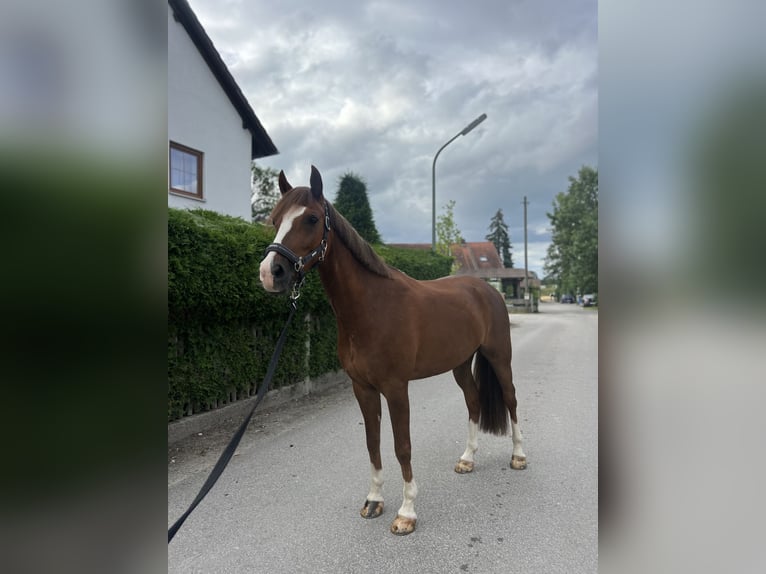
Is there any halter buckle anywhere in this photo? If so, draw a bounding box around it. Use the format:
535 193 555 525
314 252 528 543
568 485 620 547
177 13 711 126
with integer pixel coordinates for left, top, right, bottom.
290 275 305 302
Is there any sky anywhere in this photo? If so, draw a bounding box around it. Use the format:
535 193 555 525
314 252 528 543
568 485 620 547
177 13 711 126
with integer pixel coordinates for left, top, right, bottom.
187 0 598 278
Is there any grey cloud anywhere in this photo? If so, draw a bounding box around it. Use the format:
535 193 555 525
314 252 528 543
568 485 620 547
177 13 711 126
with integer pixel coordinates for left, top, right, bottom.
187 0 597 276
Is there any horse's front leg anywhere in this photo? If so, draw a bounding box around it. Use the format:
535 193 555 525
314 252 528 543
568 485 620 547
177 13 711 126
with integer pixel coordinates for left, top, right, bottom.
385 386 418 535
352 380 384 519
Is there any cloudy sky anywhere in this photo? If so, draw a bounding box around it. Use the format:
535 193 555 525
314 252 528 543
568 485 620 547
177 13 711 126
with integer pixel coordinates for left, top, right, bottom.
188 0 598 277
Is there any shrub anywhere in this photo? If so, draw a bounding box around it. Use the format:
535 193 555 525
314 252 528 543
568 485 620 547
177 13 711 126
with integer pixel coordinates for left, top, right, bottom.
168 209 339 420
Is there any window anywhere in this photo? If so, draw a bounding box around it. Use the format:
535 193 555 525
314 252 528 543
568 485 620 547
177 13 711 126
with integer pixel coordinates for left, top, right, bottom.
169 141 203 199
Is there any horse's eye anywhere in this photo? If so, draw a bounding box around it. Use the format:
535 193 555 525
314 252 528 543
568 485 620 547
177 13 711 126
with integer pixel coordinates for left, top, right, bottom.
307 214 319 224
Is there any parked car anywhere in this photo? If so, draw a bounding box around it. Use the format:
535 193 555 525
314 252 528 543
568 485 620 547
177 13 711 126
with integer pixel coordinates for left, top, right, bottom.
560 294 575 304
582 294 597 307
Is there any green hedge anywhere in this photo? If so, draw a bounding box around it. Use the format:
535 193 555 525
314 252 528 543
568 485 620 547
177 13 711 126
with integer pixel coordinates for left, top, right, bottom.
168 208 451 421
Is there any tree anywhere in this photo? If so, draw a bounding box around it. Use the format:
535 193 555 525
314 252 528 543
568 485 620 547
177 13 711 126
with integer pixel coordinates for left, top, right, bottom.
435 199 465 258
251 163 280 222
334 172 382 243
544 166 598 296
485 208 513 267
689 80 766 293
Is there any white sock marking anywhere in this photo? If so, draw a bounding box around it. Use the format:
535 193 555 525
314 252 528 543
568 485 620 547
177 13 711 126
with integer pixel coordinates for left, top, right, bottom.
367 465 384 502
512 420 526 459
397 480 418 519
460 419 479 463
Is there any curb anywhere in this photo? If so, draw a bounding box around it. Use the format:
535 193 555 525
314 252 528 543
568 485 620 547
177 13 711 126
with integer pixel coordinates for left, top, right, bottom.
167 370 351 445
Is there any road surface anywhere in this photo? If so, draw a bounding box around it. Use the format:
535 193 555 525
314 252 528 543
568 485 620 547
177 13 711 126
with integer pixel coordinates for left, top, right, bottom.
168 302 597 573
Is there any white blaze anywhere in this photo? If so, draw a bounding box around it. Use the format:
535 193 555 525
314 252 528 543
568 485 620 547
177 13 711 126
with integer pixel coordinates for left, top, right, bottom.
259 206 306 291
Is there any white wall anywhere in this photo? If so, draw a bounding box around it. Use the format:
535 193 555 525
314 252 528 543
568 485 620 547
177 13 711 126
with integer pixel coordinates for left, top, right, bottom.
167 6 252 220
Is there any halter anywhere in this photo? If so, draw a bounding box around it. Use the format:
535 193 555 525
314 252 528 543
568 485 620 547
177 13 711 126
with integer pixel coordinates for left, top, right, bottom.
264 201 331 300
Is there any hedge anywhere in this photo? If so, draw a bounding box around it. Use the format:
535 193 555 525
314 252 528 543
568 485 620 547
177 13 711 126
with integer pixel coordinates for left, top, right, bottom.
168 208 452 421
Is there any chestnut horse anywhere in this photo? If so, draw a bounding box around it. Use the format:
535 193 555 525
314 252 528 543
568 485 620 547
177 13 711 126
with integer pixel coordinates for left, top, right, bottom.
259 166 526 535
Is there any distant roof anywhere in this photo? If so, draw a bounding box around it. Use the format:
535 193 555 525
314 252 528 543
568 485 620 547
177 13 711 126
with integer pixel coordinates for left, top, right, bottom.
451 242 503 272
169 0 278 159
452 242 541 287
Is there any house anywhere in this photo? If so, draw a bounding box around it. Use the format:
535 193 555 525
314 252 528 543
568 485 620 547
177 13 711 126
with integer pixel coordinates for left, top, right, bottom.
451 242 540 302
388 241 540 303
168 0 278 220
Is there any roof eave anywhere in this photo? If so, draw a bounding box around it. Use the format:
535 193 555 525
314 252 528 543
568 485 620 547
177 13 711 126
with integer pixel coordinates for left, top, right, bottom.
170 0 278 160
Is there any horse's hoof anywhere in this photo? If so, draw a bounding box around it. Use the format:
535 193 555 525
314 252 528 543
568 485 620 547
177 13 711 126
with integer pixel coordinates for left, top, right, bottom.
454 459 474 473
510 455 527 470
360 499 384 519
390 514 416 535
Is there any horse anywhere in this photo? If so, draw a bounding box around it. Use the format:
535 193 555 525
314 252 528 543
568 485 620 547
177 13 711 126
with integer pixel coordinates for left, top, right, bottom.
259 166 527 535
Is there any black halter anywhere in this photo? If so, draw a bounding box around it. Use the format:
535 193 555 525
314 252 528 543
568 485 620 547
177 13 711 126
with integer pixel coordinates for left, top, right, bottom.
264 201 331 298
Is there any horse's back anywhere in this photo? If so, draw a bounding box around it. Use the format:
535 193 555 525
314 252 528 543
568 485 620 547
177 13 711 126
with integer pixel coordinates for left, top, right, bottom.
337 270 510 381
422 275 508 316
400 272 510 355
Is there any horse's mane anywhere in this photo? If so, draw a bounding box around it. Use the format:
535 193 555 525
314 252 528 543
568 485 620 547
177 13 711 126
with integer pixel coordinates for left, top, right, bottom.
271 187 391 279
327 202 392 279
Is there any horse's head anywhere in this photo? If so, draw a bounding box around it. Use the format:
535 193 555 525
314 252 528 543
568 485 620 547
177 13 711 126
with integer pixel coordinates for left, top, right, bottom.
259 165 330 294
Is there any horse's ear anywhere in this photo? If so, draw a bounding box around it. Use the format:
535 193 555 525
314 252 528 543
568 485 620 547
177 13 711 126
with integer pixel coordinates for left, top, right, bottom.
278 170 292 195
310 165 323 200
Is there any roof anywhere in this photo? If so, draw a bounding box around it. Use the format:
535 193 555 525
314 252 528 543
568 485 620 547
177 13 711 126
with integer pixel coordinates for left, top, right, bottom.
169 0 278 160
451 242 503 272
452 242 541 287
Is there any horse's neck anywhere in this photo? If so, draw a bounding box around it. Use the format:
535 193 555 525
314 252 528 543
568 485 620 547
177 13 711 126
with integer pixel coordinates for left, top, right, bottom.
317 237 381 318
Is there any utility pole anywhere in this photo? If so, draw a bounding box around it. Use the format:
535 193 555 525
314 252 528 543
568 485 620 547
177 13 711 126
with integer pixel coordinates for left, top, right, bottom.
523 196 529 312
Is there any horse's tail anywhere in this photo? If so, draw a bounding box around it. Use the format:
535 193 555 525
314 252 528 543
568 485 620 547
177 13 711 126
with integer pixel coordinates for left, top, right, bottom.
474 351 509 436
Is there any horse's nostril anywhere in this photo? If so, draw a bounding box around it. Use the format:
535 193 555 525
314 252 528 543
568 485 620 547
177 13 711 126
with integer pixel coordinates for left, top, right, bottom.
272 262 285 279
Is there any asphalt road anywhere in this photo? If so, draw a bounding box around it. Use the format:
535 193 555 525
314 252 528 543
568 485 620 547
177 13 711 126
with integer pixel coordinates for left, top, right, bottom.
168 302 598 573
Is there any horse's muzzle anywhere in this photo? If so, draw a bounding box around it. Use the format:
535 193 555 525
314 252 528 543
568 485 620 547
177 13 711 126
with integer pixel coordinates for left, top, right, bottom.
259 252 295 293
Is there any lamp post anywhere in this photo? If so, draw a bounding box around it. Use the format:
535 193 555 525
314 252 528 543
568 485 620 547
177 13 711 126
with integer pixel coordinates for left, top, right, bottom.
431 113 487 251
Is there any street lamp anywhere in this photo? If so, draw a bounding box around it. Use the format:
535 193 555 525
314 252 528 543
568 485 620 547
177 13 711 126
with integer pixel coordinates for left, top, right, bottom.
431 113 487 251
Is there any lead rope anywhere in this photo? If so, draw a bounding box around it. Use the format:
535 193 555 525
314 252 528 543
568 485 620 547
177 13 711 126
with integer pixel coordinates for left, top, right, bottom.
168 297 299 543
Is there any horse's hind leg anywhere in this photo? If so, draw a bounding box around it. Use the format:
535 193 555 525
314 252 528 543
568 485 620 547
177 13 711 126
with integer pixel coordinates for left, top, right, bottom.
453 356 480 473
495 362 527 470
482 344 527 471
507 400 527 470
352 380 385 519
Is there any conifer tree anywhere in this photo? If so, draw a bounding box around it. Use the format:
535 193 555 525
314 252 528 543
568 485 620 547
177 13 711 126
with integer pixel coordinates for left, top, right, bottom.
334 172 382 243
485 208 513 267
